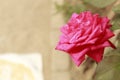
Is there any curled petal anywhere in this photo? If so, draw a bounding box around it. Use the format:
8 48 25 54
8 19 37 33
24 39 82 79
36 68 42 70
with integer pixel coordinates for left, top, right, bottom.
70 48 89 66
87 48 104 62
55 43 76 52
101 29 115 42
107 40 116 49
71 55 85 66
91 41 115 50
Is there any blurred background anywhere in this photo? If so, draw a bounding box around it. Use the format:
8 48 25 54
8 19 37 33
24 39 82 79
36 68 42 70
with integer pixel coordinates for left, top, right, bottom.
0 0 119 80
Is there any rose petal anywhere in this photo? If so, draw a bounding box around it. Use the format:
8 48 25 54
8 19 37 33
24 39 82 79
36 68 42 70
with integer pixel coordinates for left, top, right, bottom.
87 48 104 62
68 13 79 25
101 17 110 29
107 40 116 49
55 43 76 52
84 27 92 35
60 24 71 34
59 34 69 43
86 25 100 41
77 12 85 22
71 13 79 19
71 54 85 66
91 41 115 50
92 14 100 28
101 29 115 42
70 31 88 43
90 38 98 44
70 48 89 66
70 48 89 60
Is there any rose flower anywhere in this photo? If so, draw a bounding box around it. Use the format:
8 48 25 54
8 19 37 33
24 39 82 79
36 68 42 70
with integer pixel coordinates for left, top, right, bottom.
55 11 115 66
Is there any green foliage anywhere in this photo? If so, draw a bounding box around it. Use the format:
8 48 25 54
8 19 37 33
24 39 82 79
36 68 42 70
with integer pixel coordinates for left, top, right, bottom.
94 54 120 80
55 2 87 22
84 0 117 8
113 4 120 13
111 15 120 30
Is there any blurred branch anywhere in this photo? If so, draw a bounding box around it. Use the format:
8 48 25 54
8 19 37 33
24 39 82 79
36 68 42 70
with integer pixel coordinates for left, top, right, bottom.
107 0 120 19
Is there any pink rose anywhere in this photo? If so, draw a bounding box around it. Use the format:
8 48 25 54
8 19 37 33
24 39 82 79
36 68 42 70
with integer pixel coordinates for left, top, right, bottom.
55 11 116 66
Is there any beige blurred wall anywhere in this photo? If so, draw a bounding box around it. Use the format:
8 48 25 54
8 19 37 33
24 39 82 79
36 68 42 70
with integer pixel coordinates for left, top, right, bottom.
0 0 51 80
50 0 72 80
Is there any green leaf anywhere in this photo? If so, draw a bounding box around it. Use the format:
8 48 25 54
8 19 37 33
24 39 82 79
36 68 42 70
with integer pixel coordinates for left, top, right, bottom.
113 4 120 14
84 0 117 8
